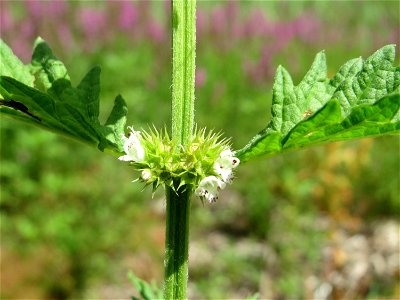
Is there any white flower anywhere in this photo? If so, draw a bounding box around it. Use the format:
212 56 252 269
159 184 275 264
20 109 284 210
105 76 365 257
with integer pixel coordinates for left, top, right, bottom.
213 149 240 183
195 176 226 203
118 127 145 162
141 169 152 181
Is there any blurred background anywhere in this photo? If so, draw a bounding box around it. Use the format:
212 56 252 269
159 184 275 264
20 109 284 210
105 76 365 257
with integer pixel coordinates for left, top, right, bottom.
0 1 399 299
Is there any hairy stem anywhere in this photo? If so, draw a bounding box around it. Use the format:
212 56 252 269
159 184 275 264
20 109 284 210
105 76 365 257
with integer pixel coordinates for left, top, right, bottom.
164 186 191 299
164 0 196 299
171 0 196 148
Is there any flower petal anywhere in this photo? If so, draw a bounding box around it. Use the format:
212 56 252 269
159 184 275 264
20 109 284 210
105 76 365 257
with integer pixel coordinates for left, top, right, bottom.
118 155 134 161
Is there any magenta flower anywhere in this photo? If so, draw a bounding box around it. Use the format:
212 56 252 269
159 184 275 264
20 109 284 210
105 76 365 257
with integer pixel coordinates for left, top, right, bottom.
19 19 35 39
25 0 43 19
57 23 74 50
10 38 31 63
44 0 68 18
0 2 13 34
211 6 226 35
195 68 207 88
244 10 270 38
294 12 321 43
196 9 206 35
118 1 138 31
78 7 107 38
147 21 166 43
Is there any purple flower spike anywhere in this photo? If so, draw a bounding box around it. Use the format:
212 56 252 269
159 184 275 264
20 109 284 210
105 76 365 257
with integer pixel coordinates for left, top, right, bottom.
294 13 321 43
19 19 35 39
211 7 226 35
195 68 207 88
118 1 138 31
164 0 172 15
244 10 271 38
78 7 107 38
10 38 31 63
44 0 68 18
25 0 43 19
196 9 206 35
57 23 74 49
225 1 238 20
147 21 166 43
0 2 13 34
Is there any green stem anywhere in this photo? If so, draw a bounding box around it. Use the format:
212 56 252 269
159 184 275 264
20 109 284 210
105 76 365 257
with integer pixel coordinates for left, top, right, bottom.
164 186 191 299
171 0 196 148
164 0 196 299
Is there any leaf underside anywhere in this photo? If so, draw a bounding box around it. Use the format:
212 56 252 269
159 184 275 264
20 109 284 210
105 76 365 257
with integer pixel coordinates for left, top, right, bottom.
0 38 127 155
236 45 400 162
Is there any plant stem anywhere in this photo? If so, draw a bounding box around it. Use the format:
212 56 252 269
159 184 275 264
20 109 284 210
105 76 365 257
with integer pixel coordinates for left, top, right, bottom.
164 1 196 299
164 186 191 299
171 0 196 148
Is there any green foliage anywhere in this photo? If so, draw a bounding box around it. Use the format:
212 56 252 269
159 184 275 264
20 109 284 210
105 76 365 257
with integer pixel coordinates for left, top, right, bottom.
0 38 128 155
128 271 163 300
0 39 34 86
0 119 149 298
236 45 400 162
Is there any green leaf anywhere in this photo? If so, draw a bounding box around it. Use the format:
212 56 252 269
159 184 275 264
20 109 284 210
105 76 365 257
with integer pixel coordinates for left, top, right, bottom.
332 45 400 113
31 37 70 92
0 38 127 155
270 52 332 135
0 39 34 86
128 271 163 300
283 94 400 150
236 45 400 162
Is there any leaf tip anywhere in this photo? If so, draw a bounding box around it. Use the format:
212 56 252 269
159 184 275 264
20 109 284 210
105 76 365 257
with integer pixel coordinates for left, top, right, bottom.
33 36 45 48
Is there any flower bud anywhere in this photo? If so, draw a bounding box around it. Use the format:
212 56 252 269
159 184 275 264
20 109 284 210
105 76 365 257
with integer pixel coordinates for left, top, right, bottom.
141 169 152 181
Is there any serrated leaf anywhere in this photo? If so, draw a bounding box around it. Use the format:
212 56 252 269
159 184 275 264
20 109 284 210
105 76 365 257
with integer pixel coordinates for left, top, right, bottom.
0 38 127 155
270 52 332 136
236 45 400 163
283 94 400 150
333 45 400 113
31 37 70 92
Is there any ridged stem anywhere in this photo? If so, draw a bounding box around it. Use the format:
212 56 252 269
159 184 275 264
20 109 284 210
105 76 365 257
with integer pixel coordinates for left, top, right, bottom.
171 0 196 148
164 0 196 299
164 186 191 299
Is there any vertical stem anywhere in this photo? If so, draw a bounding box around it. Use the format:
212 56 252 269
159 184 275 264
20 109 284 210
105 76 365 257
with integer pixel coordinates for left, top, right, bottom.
171 0 196 148
164 186 191 300
164 1 196 299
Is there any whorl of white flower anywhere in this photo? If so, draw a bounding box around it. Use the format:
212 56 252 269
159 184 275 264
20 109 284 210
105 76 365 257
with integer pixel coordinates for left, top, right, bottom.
213 149 240 183
118 126 240 202
196 149 240 203
118 126 145 162
195 176 226 203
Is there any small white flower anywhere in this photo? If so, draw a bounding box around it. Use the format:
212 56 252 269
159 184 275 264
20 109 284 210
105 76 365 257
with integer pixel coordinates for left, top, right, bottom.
195 176 226 203
214 166 234 183
219 149 234 158
118 126 145 162
213 149 240 183
141 169 152 181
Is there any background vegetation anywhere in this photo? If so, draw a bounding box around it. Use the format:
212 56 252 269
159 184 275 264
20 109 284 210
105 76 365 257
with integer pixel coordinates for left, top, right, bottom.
1 1 399 299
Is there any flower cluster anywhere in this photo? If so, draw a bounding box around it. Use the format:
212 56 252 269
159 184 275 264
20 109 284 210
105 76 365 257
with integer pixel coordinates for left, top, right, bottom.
118 126 240 204
195 150 239 203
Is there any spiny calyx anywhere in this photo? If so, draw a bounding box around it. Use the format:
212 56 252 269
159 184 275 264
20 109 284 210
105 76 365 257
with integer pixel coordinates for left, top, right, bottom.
118 126 240 203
